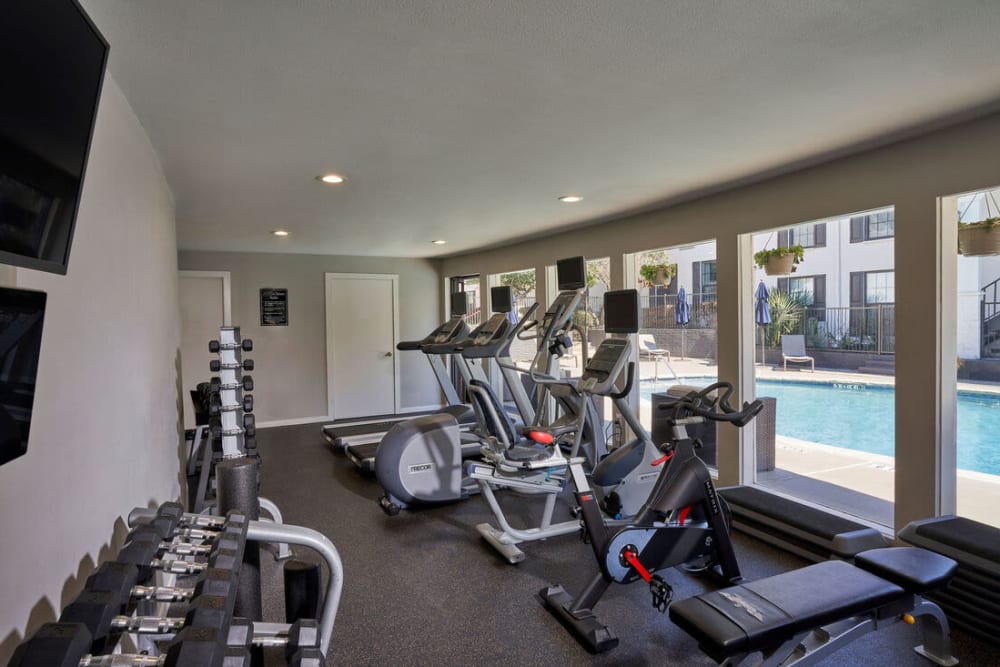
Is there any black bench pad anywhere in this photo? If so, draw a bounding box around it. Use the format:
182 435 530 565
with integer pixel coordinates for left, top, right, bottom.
854 547 956 593
670 560 903 657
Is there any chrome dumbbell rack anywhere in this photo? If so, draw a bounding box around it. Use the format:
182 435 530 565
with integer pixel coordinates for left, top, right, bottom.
209 326 256 459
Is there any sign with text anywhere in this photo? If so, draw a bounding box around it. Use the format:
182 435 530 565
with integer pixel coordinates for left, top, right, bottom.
260 288 288 326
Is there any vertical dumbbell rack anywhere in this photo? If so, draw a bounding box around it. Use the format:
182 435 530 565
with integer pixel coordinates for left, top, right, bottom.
208 327 256 460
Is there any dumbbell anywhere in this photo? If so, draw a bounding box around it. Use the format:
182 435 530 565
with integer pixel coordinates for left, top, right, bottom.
209 339 253 352
243 395 253 413
10 621 248 667
85 561 239 607
210 358 254 372
117 515 248 580
242 414 255 437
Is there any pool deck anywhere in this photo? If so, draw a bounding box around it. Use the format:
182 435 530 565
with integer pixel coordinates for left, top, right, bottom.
633 357 1000 531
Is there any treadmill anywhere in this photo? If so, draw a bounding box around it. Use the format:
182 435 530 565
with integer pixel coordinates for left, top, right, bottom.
343 287 528 474
321 293 476 455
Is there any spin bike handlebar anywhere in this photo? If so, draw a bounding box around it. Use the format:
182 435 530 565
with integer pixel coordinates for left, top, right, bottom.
658 381 764 427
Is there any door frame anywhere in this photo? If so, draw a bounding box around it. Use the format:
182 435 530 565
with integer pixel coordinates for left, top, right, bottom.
325 272 400 418
178 270 232 326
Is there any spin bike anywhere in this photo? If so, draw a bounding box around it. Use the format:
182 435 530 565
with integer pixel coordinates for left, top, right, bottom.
541 379 763 653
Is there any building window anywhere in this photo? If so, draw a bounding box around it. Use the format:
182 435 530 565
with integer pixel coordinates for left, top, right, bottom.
864 270 894 304
699 260 717 302
850 210 895 242
778 222 826 249
777 274 826 319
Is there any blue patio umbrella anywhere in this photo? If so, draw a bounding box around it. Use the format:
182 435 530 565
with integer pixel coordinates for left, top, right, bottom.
755 281 771 366
676 287 690 359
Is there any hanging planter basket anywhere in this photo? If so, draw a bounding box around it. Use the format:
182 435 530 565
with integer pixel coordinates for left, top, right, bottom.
959 224 1000 257
957 191 1000 257
763 252 797 276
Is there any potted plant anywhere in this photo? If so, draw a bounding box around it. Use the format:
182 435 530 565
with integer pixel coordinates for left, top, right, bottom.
639 262 676 288
754 245 804 276
958 217 1000 256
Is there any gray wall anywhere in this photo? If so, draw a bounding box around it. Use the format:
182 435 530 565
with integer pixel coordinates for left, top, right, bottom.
177 252 443 423
441 111 1000 532
0 78 181 662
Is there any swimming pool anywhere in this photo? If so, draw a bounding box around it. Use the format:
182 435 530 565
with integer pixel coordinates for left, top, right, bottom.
640 377 1000 476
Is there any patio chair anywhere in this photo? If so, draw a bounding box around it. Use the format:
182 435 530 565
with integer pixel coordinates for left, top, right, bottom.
781 334 815 372
638 334 677 380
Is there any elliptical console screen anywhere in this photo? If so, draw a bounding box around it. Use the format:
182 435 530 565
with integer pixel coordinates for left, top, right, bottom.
604 289 639 334
0 287 46 466
490 286 513 314
556 256 587 291
450 292 468 317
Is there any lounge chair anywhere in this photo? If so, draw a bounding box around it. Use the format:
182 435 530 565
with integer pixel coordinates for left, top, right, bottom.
638 334 677 380
781 334 815 372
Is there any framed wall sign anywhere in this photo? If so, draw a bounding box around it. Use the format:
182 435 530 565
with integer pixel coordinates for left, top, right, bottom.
260 287 288 326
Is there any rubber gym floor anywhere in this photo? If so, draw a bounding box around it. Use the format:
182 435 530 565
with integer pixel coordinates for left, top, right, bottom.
255 424 999 666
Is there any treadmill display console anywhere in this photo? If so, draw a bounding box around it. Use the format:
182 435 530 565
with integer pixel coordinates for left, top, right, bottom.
473 313 509 345
429 316 463 343
579 338 629 395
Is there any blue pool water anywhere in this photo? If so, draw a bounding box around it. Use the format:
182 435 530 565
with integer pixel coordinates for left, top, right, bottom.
640 377 1000 476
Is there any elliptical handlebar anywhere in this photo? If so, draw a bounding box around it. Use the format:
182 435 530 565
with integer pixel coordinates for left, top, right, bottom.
608 362 635 400
658 381 764 427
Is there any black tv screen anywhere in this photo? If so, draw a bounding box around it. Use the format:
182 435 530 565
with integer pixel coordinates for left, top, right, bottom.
491 286 513 313
604 289 639 334
450 291 468 317
556 256 587 291
0 288 47 467
0 0 109 275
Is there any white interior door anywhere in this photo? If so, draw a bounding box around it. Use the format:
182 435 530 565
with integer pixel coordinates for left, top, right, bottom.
326 273 398 419
179 271 231 427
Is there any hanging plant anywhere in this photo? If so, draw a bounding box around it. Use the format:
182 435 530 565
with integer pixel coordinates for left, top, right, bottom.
753 245 804 276
638 263 676 288
958 191 1000 256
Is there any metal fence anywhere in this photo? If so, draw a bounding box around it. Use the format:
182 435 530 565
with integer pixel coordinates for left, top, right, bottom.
777 304 895 354
591 293 719 330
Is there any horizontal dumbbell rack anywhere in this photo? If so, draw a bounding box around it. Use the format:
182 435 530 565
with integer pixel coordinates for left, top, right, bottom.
11 502 345 666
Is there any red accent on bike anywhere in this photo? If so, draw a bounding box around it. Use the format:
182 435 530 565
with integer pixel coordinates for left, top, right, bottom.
623 550 653 583
528 431 554 444
651 451 675 466
678 505 692 526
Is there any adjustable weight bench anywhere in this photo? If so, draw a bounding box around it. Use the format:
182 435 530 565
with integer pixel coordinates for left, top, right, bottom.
669 547 958 666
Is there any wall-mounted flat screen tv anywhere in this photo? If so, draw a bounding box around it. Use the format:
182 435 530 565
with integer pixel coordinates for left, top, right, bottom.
0 0 109 275
0 288 47 467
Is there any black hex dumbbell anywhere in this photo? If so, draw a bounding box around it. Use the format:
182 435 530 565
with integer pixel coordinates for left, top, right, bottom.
243 376 254 391
243 358 254 371
210 359 221 372
243 414 255 436
242 395 253 413
8 622 93 667
241 339 253 351
209 340 220 353
209 376 222 394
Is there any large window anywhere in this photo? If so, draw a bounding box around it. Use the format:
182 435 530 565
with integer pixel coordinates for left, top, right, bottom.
751 209 896 527
952 186 1000 527
496 268 536 366
631 240 718 462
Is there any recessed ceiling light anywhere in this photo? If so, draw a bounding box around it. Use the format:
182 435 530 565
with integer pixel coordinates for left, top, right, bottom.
272 229 290 237
432 239 447 245
558 195 583 203
317 173 345 184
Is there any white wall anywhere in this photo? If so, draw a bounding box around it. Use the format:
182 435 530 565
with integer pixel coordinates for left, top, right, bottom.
0 77 180 662
177 251 443 424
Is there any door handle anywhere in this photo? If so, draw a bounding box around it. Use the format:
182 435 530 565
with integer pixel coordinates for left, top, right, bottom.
384 352 392 357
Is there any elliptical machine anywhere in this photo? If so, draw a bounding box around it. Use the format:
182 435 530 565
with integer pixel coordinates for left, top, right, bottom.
375 286 535 514
540 291 763 653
